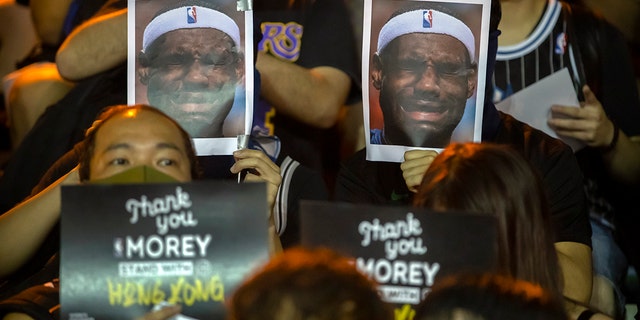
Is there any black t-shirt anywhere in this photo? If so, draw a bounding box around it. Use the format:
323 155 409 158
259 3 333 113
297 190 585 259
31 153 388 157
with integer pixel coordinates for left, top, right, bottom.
253 0 361 174
188 153 329 248
335 111 591 247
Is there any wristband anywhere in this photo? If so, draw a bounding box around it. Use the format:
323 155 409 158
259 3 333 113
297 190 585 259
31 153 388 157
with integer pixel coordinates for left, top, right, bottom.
600 122 619 153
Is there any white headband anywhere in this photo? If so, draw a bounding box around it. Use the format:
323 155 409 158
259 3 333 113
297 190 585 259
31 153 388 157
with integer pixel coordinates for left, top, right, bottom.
142 6 241 52
377 9 475 62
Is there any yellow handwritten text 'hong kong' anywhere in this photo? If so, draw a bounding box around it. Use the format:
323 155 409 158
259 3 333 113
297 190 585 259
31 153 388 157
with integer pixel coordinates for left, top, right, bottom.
395 304 416 320
107 276 224 307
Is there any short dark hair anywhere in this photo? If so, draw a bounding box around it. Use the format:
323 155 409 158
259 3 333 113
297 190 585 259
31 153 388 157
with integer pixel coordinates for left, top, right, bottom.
77 104 201 181
227 246 391 320
415 273 568 320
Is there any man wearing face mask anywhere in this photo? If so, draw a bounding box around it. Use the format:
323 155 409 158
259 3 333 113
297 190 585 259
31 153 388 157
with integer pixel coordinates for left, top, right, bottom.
0 104 283 320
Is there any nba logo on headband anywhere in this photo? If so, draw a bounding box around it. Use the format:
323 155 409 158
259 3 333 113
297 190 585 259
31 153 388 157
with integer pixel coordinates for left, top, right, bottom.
187 6 197 24
423 10 433 28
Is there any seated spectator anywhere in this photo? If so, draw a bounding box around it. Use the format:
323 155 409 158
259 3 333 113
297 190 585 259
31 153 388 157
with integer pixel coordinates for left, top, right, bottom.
0 0 328 252
415 273 568 320
0 0 127 215
227 246 391 320
253 0 360 184
495 0 640 317
414 143 562 296
0 104 282 320
413 142 608 320
3 0 113 148
335 0 593 312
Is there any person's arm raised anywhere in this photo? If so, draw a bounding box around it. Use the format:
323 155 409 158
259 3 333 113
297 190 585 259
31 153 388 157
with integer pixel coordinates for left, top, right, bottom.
231 149 283 254
55 8 127 81
256 51 351 129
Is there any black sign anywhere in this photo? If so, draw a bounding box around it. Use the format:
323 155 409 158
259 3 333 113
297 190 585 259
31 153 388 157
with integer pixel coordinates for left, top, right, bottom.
300 200 498 318
60 181 269 319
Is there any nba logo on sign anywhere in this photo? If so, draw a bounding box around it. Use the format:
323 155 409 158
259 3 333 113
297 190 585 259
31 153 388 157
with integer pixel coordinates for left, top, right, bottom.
423 10 433 28
113 238 123 258
187 6 197 24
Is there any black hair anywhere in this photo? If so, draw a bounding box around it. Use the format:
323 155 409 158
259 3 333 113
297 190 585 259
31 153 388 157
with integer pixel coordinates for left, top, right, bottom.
228 246 392 320
415 273 567 320
78 104 202 181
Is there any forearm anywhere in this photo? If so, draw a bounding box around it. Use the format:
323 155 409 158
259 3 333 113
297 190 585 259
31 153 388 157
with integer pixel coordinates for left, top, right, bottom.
0 168 78 279
0 180 63 279
56 8 127 81
555 242 593 305
256 52 350 128
602 132 640 184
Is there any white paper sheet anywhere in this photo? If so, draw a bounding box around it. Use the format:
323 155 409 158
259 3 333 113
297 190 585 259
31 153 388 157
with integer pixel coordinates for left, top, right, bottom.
127 0 254 156
362 0 490 163
495 68 585 152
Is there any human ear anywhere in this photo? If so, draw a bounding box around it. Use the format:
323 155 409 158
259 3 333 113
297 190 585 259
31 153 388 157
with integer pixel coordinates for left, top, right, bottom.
235 53 245 81
137 51 150 85
371 53 384 90
466 66 478 98
138 68 150 85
